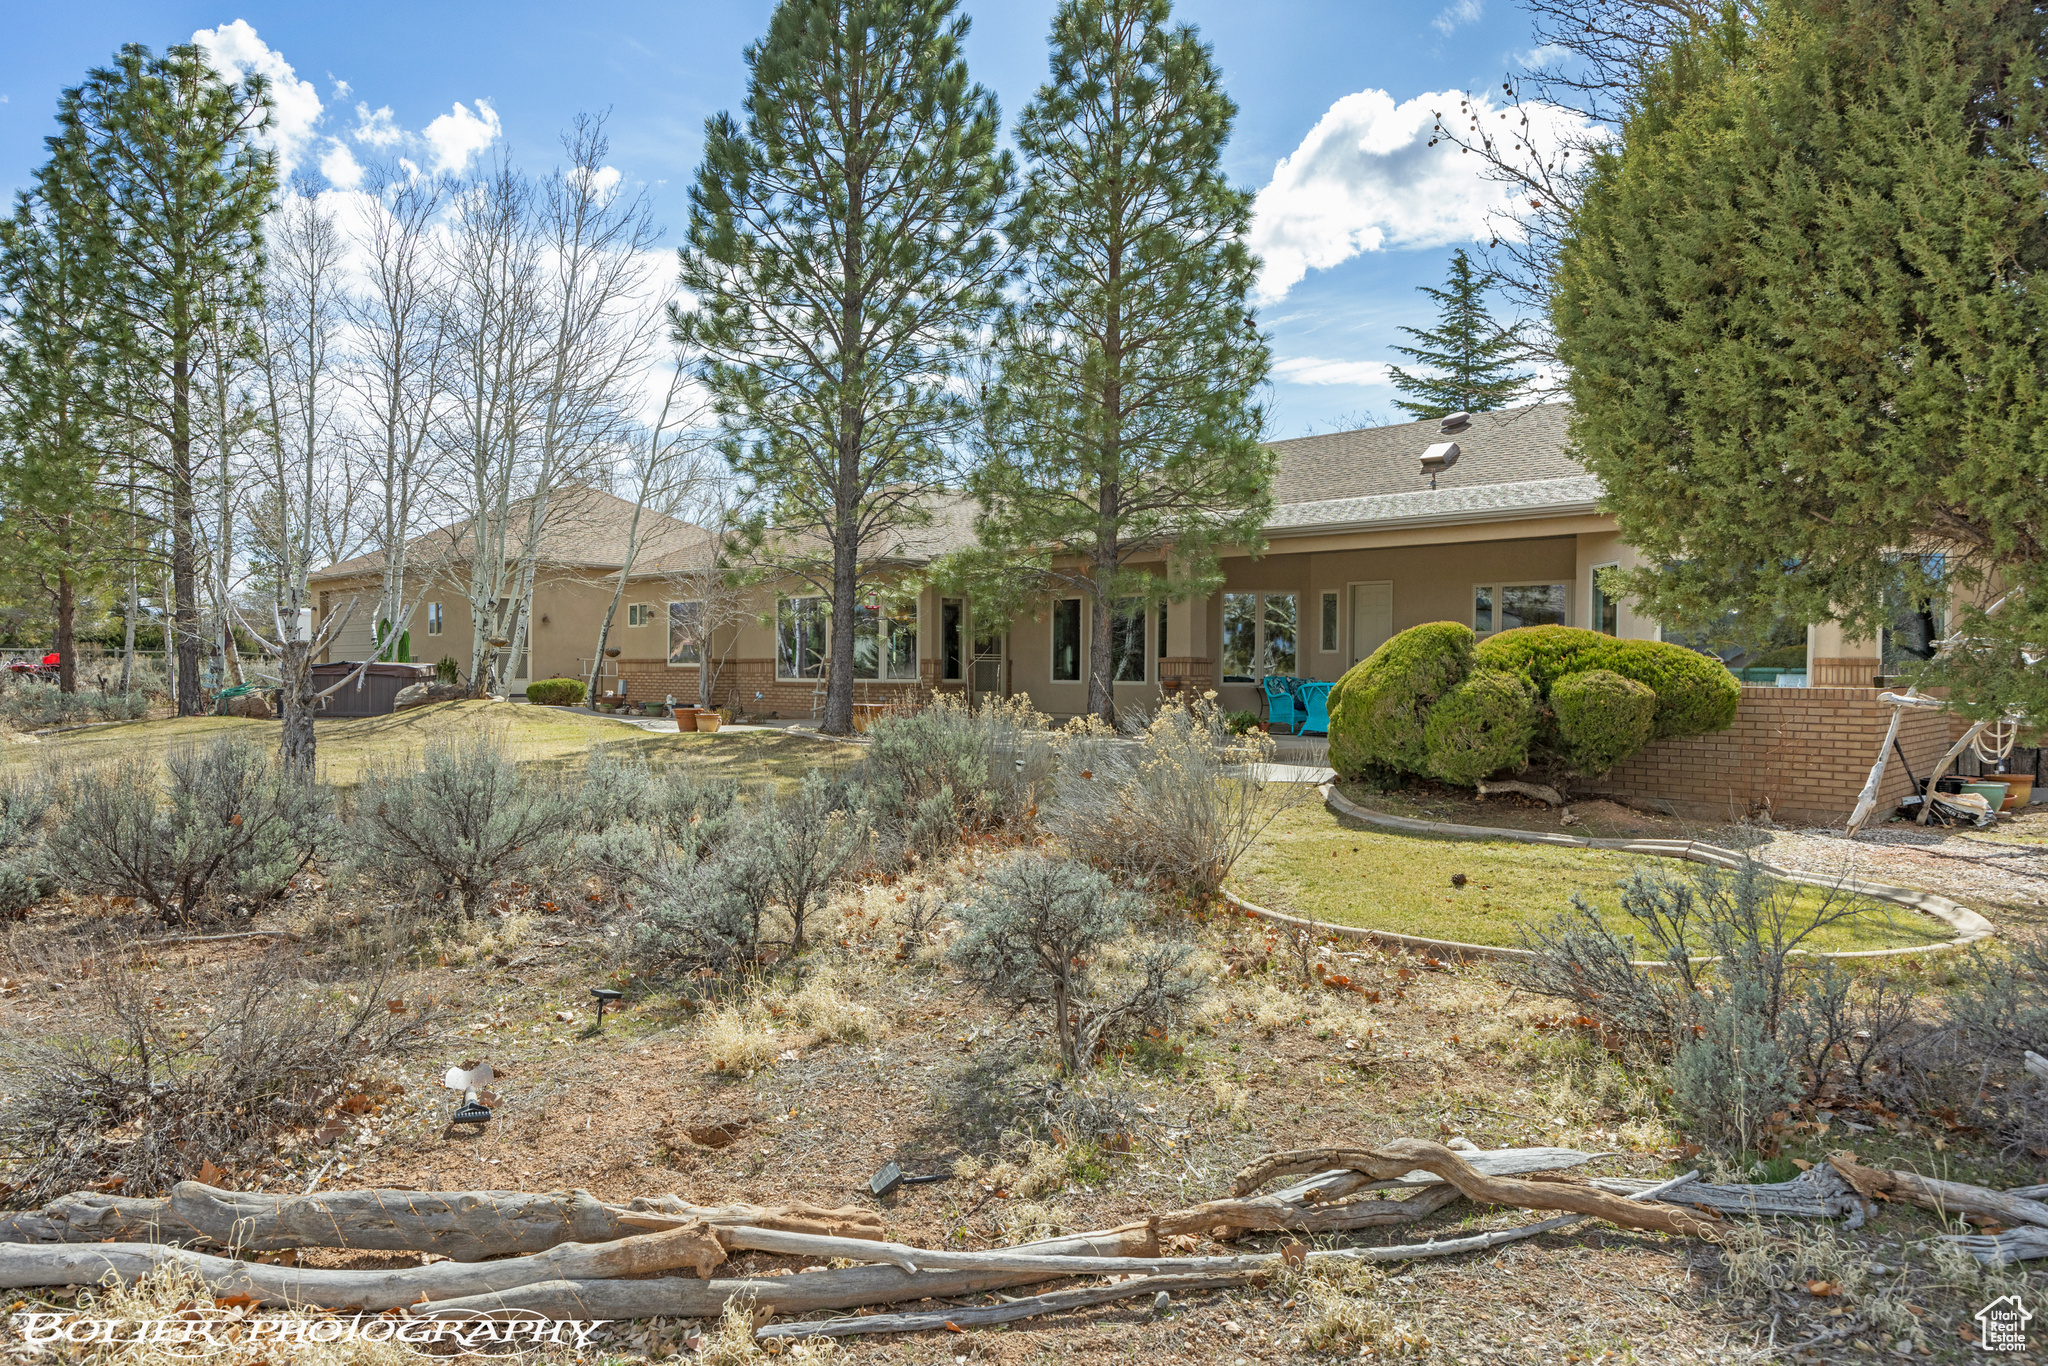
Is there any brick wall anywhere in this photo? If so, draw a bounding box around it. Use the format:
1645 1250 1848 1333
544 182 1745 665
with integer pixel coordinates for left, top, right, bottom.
1601 685 1951 825
599 657 939 720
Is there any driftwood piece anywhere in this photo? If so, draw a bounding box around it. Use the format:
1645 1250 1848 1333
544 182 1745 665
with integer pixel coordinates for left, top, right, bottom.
753 1272 1262 1340
1232 1140 1721 1240
1934 1226 2048 1267
1588 1166 1861 1221
1157 1183 1462 1236
0 1184 881 1258
1829 1152 2048 1228
410 1224 1162 1321
1477 780 1564 806
0 1221 728 1309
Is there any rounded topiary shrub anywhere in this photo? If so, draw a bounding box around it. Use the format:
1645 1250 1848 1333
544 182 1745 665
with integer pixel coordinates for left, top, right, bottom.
1421 669 1536 785
1476 626 1739 741
1552 668 1656 775
524 678 587 706
1327 622 1474 777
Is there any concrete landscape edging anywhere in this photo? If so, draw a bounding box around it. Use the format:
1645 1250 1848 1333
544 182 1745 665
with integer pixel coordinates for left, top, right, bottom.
1221 782 1996 967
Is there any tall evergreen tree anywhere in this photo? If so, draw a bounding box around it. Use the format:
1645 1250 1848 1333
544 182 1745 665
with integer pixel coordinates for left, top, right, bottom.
964 0 1271 724
1386 248 1531 419
0 144 116 694
49 44 274 714
678 0 1013 735
1553 0 2048 721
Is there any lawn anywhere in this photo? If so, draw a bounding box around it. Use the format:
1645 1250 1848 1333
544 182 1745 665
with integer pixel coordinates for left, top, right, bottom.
1232 794 1957 954
0 701 850 792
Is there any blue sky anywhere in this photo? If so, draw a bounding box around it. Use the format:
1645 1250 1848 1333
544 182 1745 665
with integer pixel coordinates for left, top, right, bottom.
0 1 1578 438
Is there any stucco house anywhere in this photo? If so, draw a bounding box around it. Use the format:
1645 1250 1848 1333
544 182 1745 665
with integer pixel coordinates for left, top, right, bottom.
309 403 2026 823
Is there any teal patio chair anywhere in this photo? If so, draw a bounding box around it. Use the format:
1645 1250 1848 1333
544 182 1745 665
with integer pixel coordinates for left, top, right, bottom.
1296 680 1333 736
1261 675 1302 733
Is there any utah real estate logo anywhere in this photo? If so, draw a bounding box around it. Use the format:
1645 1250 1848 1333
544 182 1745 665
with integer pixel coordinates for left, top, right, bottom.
1976 1294 2032 1353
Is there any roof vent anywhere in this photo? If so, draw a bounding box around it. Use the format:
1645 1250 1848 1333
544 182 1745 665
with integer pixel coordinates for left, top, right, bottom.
1439 411 1471 434
1420 441 1461 487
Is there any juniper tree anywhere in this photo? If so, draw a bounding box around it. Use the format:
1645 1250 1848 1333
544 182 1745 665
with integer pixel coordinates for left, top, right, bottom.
1386 248 1531 419
962 0 1271 724
47 44 274 714
677 0 1013 735
1553 0 2048 720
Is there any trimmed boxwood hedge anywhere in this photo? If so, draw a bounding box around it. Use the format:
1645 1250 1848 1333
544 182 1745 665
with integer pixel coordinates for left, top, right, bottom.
1327 621 1474 777
524 678 587 706
1552 668 1656 775
1475 626 1740 739
1422 669 1536 785
1329 621 1741 785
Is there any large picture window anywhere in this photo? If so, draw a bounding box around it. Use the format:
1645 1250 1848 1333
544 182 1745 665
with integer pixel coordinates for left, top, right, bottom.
851 598 919 681
1474 582 1569 633
1222 591 1298 682
1109 600 1147 683
668 601 702 664
1051 598 1082 681
777 596 827 679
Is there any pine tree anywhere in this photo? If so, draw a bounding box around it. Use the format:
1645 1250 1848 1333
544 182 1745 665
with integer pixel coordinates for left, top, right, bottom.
963 0 1271 724
677 0 1012 736
0 143 118 694
49 44 274 715
1386 248 1531 419
1553 0 2048 721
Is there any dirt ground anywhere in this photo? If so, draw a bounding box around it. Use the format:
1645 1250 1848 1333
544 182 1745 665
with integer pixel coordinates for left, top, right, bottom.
2 836 2040 1366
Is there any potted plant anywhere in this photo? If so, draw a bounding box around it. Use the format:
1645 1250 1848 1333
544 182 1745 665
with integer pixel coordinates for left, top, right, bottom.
696 710 722 733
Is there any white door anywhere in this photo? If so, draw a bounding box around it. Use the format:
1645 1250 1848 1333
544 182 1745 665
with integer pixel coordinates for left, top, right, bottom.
1350 582 1393 666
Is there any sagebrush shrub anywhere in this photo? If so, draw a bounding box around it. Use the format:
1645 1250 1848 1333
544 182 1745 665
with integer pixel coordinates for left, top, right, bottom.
947 852 1202 1073
855 695 1053 859
0 682 148 731
349 733 576 918
48 737 328 923
0 775 54 918
1045 695 1297 896
575 749 738 889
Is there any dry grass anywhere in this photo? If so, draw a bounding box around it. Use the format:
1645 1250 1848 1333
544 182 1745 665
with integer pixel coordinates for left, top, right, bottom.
699 962 891 1077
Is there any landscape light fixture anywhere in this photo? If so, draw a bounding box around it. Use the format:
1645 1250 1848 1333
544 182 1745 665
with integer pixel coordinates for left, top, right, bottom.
590 987 623 1029
867 1161 953 1198
443 1061 494 1126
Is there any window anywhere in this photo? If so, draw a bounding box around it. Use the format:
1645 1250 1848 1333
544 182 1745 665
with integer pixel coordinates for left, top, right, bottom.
1110 600 1147 683
1157 603 1168 659
627 603 652 627
1222 592 1299 683
1221 592 1258 682
1320 591 1339 653
426 602 443 636
941 598 965 681
668 601 702 665
1051 598 1083 681
777 596 826 679
1263 593 1298 676
1473 583 1569 633
1590 565 1620 636
851 598 919 681
1881 554 1946 675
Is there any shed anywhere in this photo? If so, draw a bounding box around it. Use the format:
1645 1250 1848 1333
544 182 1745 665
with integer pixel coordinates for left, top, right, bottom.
310 662 437 718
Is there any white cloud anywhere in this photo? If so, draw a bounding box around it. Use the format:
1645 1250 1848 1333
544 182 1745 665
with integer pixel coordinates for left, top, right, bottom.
1273 356 1397 388
1433 0 1482 34
422 99 502 175
352 102 404 148
331 77 352 99
1248 88 1591 303
193 21 323 176
319 141 364 190
1518 43 1572 68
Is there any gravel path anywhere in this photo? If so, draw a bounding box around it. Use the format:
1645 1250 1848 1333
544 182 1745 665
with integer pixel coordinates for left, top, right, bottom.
1757 811 2048 916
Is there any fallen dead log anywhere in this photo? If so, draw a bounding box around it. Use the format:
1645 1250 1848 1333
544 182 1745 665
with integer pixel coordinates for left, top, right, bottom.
1587 1166 1862 1222
1829 1152 2048 1228
1933 1225 2048 1267
0 1221 728 1309
0 1184 881 1258
753 1272 1262 1341
1232 1140 1721 1240
409 1224 1162 1321
1477 779 1564 806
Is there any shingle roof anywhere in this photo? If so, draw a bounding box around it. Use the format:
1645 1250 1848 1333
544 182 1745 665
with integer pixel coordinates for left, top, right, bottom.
1266 474 1602 536
1267 402 1578 510
310 486 707 583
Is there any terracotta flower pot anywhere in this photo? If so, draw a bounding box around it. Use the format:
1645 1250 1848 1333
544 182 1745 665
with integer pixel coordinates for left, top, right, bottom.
695 713 722 733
